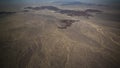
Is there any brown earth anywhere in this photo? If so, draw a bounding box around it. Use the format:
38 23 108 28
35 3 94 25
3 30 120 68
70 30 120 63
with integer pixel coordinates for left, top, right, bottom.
0 5 120 68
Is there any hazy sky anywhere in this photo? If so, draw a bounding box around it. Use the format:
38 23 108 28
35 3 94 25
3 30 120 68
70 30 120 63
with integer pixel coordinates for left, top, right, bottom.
0 0 120 4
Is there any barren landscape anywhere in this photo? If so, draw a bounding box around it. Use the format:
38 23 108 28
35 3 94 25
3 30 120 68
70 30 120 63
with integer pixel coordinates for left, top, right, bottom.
0 2 120 68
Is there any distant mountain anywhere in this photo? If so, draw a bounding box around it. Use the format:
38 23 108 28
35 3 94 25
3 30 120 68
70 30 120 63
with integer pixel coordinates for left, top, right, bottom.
61 1 86 5
53 1 105 7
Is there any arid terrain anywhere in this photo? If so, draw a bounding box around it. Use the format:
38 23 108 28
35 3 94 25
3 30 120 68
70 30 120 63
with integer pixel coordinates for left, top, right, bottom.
0 2 120 68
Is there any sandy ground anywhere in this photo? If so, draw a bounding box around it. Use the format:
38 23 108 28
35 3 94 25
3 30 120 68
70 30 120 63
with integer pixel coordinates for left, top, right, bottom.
0 5 120 68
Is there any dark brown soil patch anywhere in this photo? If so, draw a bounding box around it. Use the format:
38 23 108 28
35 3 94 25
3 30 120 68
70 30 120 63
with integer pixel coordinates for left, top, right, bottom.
58 19 78 29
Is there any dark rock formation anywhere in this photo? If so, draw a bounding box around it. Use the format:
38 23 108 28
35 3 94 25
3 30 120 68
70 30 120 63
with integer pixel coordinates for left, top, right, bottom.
58 19 77 29
25 6 102 18
22 10 29 12
39 6 60 11
25 6 60 11
85 9 102 13
24 7 34 9
0 11 16 15
58 10 91 17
